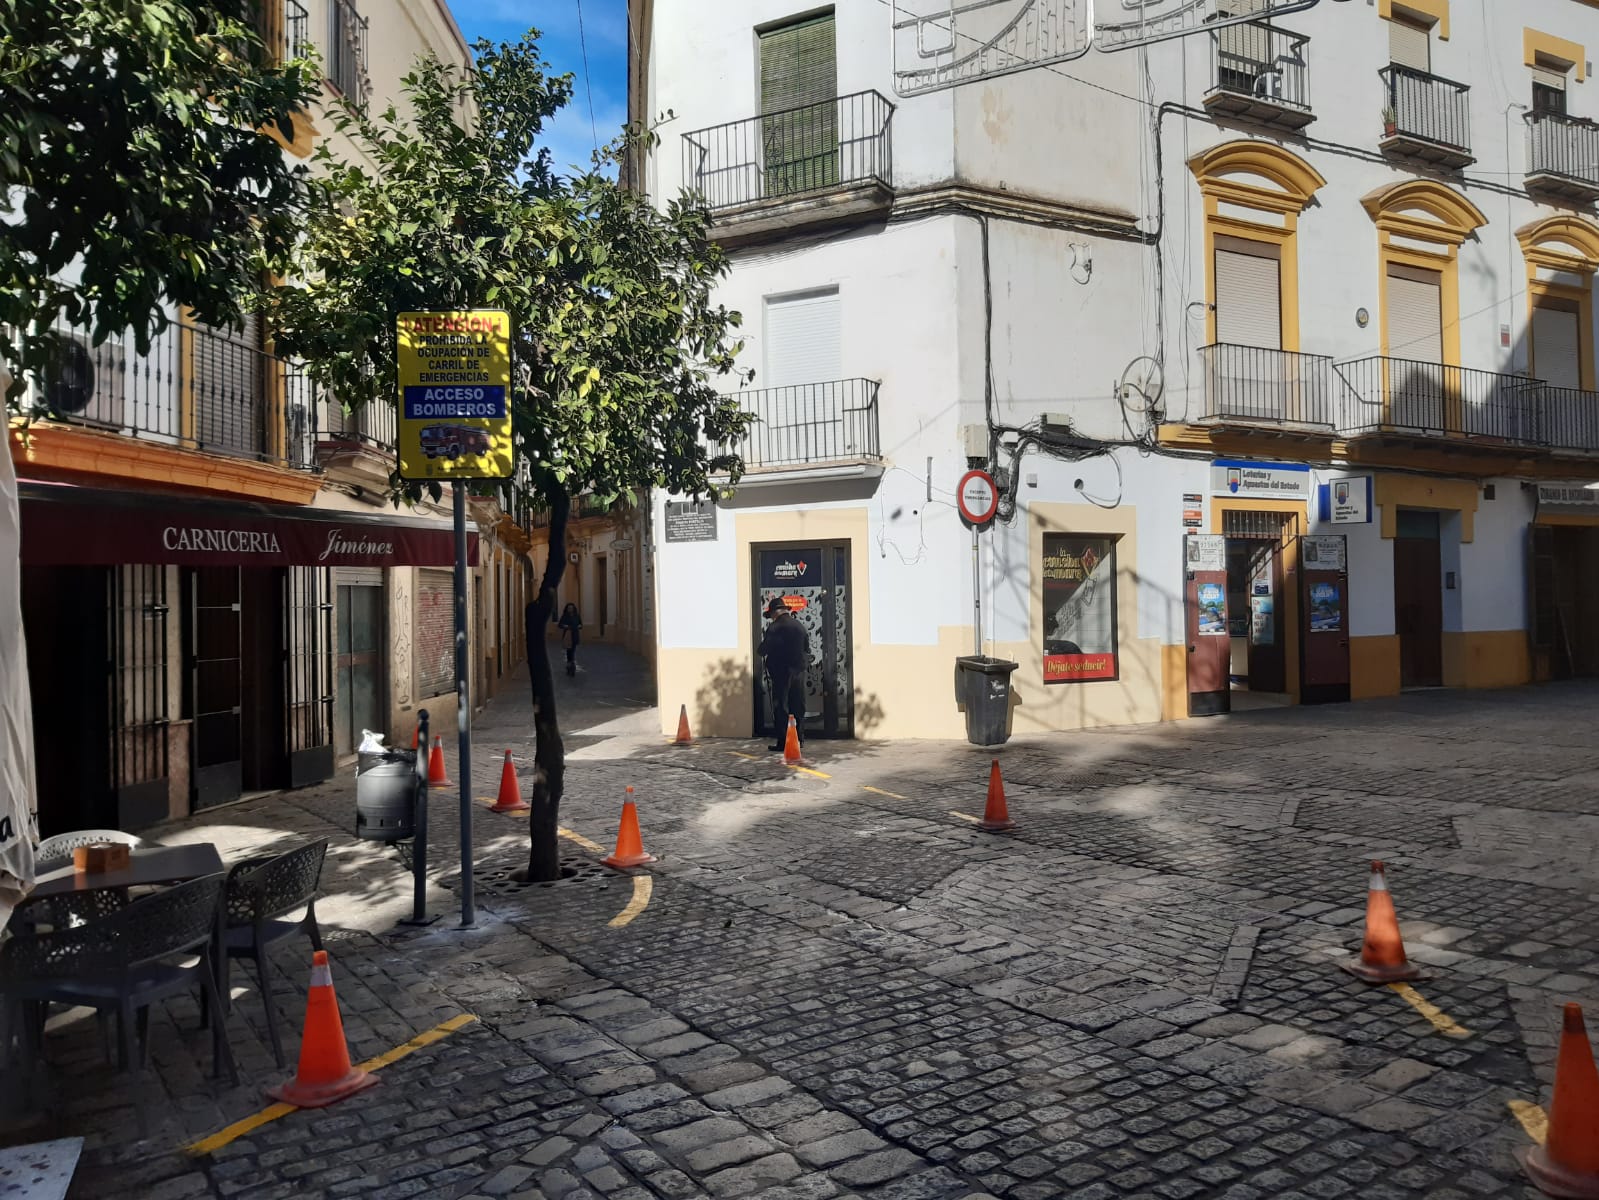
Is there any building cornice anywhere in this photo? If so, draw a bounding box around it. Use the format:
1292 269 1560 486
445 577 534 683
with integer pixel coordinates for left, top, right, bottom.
891 183 1145 242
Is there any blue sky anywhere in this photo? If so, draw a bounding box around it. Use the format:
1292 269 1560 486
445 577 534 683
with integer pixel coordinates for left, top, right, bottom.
445 0 628 176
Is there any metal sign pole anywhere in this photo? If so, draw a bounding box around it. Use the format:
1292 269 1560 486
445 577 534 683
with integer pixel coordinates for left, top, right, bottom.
972 524 981 657
454 486 474 928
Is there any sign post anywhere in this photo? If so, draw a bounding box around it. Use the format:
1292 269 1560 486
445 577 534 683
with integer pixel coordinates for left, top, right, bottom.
397 310 514 929
957 469 1000 654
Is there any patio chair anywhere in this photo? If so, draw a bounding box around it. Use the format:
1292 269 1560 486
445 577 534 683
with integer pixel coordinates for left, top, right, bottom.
0 873 234 1139
35 829 145 873
223 838 328 1066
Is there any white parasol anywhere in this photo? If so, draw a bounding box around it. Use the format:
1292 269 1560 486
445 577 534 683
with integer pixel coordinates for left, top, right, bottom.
0 384 39 931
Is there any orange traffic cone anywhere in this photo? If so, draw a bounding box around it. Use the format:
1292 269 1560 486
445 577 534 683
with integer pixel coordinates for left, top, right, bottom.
1521 1002 1599 1198
602 787 656 869
427 736 451 788
673 705 693 746
978 759 1014 831
266 951 377 1109
488 749 528 813
1341 860 1423 983
783 716 805 766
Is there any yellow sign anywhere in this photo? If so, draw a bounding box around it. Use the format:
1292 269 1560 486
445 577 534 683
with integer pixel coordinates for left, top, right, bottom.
396 310 513 480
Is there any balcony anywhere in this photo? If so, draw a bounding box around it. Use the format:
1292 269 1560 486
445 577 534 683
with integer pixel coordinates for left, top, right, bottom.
1333 357 1543 449
1540 386 1599 456
1203 23 1314 131
729 378 882 477
682 92 894 246
1379 65 1473 168
320 398 394 453
1525 110 1599 203
28 320 318 470
327 0 369 106
1198 345 1336 433
284 0 310 61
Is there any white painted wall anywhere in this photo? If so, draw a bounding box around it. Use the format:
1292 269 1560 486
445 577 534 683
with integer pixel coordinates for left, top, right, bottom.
1461 479 1534 634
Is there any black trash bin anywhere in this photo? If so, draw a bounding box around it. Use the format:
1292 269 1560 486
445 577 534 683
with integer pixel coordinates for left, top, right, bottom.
356 749 419 842
956 655 1019 747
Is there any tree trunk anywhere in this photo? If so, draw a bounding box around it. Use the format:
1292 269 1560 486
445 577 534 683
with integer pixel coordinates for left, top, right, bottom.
514 492 570 884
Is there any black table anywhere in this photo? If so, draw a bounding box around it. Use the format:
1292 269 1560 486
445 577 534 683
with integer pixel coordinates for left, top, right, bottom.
31 844 225 898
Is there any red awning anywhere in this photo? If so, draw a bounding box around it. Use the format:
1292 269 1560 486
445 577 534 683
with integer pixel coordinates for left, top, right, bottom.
19 482 478 568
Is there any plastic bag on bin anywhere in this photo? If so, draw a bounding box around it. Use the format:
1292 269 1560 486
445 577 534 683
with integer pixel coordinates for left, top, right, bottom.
358 729 387 754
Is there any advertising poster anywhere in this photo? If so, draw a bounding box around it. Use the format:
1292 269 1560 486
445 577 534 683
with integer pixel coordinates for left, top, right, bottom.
1042 534 1118 682
1309 581 1342 632
1196 582 1226 635
1251 595 1275 644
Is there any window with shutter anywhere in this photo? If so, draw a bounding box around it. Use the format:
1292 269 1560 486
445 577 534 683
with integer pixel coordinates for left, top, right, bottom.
1533 303 1583 389
764 289 842 389
759 14 838 197
1217 0 1270 91
1388 16 1431 73
1532 64 1569 115
1214 239 1282 350
1386 267 1444 362
193 312 266 459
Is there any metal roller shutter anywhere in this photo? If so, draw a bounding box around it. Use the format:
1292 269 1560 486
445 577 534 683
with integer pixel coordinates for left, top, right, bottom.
1386 268 1444 363
764 289 842 387
1215 243 1282 350
1533 305 1583 389
337 567 384 588
1388 17 1431 72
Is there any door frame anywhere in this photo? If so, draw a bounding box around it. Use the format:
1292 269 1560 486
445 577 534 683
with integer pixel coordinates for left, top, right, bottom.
749 538 855 739
1211 498 1306 701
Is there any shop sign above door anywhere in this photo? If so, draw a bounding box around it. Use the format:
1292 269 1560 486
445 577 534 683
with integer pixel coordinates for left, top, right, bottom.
1538 483 1599 509
1210 459 1311 500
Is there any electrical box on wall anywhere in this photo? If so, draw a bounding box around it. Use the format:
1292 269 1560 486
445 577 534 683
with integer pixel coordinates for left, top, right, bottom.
959 424 989 462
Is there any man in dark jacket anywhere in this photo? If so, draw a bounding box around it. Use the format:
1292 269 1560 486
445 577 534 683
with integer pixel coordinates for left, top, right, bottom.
759 596 808 751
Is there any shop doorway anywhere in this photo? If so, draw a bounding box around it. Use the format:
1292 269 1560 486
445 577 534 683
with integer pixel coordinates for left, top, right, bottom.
334 578 385 758
1223 509 1298 705
752 542 853 739
1532 524 1599 679
1394 510 1444 687
188 566 244 809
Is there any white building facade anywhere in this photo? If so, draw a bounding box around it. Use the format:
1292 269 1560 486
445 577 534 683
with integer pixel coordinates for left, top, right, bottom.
633 0 1599 742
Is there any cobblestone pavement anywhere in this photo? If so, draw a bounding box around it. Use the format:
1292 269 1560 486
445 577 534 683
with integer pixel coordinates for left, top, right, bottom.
10 646 1599 1200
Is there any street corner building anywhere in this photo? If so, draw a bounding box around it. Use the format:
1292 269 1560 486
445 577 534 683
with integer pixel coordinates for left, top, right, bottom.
632 0 1599 744
8 0 536 837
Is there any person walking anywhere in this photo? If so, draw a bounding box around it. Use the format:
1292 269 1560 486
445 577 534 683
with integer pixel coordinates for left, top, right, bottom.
758 596 808 751
558 602 582 676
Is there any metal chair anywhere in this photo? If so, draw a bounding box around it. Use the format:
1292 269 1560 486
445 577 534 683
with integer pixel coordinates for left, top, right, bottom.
0 873 234 1138
34 829 146 873
223 838 328 1066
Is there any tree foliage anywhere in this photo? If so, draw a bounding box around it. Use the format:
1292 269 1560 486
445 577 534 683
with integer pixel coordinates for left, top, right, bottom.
263 36 750 509
265 33 750 880
0 0 318 401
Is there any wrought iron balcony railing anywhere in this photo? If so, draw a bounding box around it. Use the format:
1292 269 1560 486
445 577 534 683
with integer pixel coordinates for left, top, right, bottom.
1380 64 1472 165
1198 345 1336 430
27 320 318 469
1539 386 1599 455
1333 357 1542 447
1525 110 1599 200
731 378 881 470
320 396 395 453
328 0 369 106
284 0 311 61
682 91 894 211
1205 23 1313 128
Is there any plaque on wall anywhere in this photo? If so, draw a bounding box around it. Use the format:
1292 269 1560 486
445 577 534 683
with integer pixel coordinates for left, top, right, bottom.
664 501 718 543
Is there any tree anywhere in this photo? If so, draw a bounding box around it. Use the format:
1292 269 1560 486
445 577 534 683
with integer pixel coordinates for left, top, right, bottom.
0 0 319 402
264 35 750 882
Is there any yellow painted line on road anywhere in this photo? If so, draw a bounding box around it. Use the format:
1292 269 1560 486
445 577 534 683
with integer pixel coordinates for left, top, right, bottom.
609 876 654 928
862 786 906 800
950 811 980 824
727 751 761 762
1387 982 1472 1038
558 827 606 855
1508 1099 1548 1145
186 1014 478 1156
785 763 830 779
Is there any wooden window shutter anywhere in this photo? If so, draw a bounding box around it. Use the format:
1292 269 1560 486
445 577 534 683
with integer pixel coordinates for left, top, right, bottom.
759 15 838 197
1214 239 1283 350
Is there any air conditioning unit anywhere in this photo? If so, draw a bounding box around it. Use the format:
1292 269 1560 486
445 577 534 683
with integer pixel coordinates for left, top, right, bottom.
1254 69 1284 99
44 335 96 416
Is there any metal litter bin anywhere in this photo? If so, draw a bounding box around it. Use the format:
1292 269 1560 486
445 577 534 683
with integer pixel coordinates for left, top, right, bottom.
956 656 1018 747
356 749 419 842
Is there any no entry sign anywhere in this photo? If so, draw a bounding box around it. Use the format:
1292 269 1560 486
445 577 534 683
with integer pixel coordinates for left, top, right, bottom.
957 469 999 527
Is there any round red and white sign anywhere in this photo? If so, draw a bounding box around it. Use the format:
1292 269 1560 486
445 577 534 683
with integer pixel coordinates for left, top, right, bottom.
957 469 1000 526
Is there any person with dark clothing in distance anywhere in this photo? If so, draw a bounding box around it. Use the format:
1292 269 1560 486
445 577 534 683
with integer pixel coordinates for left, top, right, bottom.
758 596 809 751
558 602 582 676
